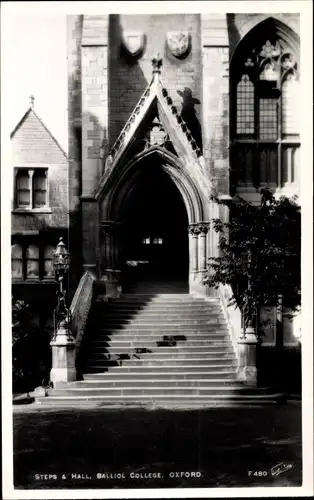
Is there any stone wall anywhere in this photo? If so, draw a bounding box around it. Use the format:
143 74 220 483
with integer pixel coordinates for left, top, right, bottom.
109 14 202 147
81 15 109 196
67 15 84 290
68 13 300 289
201 14 229 196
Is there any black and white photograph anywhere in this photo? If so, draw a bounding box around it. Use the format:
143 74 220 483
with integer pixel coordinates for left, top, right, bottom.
1 1 313 498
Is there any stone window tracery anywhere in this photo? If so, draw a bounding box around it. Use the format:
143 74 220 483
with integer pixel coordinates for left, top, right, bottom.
231 22 300 190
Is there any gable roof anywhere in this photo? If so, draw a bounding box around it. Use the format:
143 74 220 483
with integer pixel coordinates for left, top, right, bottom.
95 61 211 200
104 71 202 171
10 106 67 162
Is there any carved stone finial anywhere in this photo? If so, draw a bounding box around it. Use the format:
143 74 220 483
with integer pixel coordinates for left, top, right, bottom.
152 53 162 76
29 95 35 108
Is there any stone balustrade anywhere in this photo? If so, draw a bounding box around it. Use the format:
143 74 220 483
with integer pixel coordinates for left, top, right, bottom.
71 271 95 352
50 271 95 385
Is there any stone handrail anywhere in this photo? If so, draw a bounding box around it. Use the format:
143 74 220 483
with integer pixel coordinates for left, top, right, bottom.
218 283 242 358
70 271 95 354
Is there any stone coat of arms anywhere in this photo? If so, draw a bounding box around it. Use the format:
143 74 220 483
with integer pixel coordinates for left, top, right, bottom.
166 31 190 58
121 31 145 58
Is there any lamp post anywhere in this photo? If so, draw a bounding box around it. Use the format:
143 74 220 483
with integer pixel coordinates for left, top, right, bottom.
50 237 76 385
52 237 73 342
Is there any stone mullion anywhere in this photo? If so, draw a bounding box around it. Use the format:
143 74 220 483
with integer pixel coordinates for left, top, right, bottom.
198 223 209 271
13 169 18 210
29 169 34 209
188 231 195 273
192 232 199 272
188 225 201 272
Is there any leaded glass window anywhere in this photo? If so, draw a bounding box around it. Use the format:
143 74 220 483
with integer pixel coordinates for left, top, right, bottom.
231 20 300 190
33 170 48 208
236 75 255 134
11 243 23 279
259 98 278 139
16 171 30 207
44 245 55 278
26 245 39 279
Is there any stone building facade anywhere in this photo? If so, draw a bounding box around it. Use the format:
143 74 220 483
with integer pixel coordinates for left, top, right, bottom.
67 13 300 299
11 13 301 391
11 100 68 331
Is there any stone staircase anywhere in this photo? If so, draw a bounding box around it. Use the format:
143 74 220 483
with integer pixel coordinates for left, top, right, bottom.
37 292 281 407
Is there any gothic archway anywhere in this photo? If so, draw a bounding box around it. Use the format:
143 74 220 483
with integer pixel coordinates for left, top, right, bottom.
99 147 210 295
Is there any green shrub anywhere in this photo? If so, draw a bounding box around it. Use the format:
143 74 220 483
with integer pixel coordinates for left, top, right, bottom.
12 297 51 394
205 189 301 325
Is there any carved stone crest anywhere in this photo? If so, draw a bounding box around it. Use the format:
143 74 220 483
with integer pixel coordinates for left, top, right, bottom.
145 118 168 148
121 31 145 58
166 31 190 58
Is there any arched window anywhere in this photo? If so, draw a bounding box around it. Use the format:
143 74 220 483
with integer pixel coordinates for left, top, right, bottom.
12 243 23 279
231 19 300 191
26 244 39 279
44 245 55 278
236 74 255 134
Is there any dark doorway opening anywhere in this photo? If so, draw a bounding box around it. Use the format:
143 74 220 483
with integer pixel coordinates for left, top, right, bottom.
119 158 189 293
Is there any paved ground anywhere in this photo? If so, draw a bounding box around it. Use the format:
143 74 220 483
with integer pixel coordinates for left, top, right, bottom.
13 402 302 489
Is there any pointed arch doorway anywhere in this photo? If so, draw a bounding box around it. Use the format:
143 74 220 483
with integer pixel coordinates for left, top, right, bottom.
119 158 189 293
99 147 209 296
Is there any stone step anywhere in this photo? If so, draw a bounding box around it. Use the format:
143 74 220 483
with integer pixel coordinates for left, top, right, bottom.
44 387 252 397
95 309 221 316
85 361 235 370
97 304 221 311
106 293 212 304
83 371 237 381
114 292 210 300
84 365 236 375
93 324 227 332
94 312 222 320
97 316 226 328
91 325 227 332
87 353 235 363
88 345 234 354
85 359 236 368
95 323 227 330
50 381 275 394
84 363 236 373
87 352 235 361
37 390 282 407
85 340 230 353
72 379 244 389
35 397 279 408
92 332 229 340
96 301 220 307
89 340 232 349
